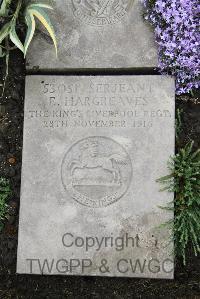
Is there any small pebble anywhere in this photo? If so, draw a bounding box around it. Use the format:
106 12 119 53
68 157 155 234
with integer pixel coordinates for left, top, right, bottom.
8 157 16 164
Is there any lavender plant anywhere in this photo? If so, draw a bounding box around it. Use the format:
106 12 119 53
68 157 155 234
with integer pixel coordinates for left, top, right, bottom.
157 141 200 264
143 0 200 94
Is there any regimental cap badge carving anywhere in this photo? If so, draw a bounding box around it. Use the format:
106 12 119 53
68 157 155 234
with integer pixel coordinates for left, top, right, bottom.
71 0 134 26
61 136 133 208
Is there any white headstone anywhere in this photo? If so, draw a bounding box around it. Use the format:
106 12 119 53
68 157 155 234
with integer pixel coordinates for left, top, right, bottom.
17 75 174 278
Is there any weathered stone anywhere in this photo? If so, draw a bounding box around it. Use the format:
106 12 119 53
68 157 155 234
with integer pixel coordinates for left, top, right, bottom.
17 75 174 278
26 0 157 70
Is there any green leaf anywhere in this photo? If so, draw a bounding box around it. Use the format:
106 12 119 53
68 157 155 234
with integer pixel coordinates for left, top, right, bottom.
0 0 12 17
27 3 53 10
28 7 57 56
156 173 174 182
0 47 6 57
10 23 24 53
191 149 200 160
0 22 11 44
24 12 36 57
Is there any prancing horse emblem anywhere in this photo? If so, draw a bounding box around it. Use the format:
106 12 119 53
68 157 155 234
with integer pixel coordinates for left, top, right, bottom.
69 139 127 184
61 136 133 208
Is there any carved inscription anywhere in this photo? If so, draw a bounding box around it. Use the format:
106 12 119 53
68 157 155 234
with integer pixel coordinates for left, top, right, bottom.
27 80 172 130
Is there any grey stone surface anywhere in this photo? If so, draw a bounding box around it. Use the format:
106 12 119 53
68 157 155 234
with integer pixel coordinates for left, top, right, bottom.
26 0 158 70
17 75 175 278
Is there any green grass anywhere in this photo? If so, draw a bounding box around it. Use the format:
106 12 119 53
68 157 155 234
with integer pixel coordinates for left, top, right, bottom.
157 141 200 264
0 177 11 231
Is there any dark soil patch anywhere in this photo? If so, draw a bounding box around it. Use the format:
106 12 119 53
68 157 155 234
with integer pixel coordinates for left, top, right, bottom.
0 50 199 299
